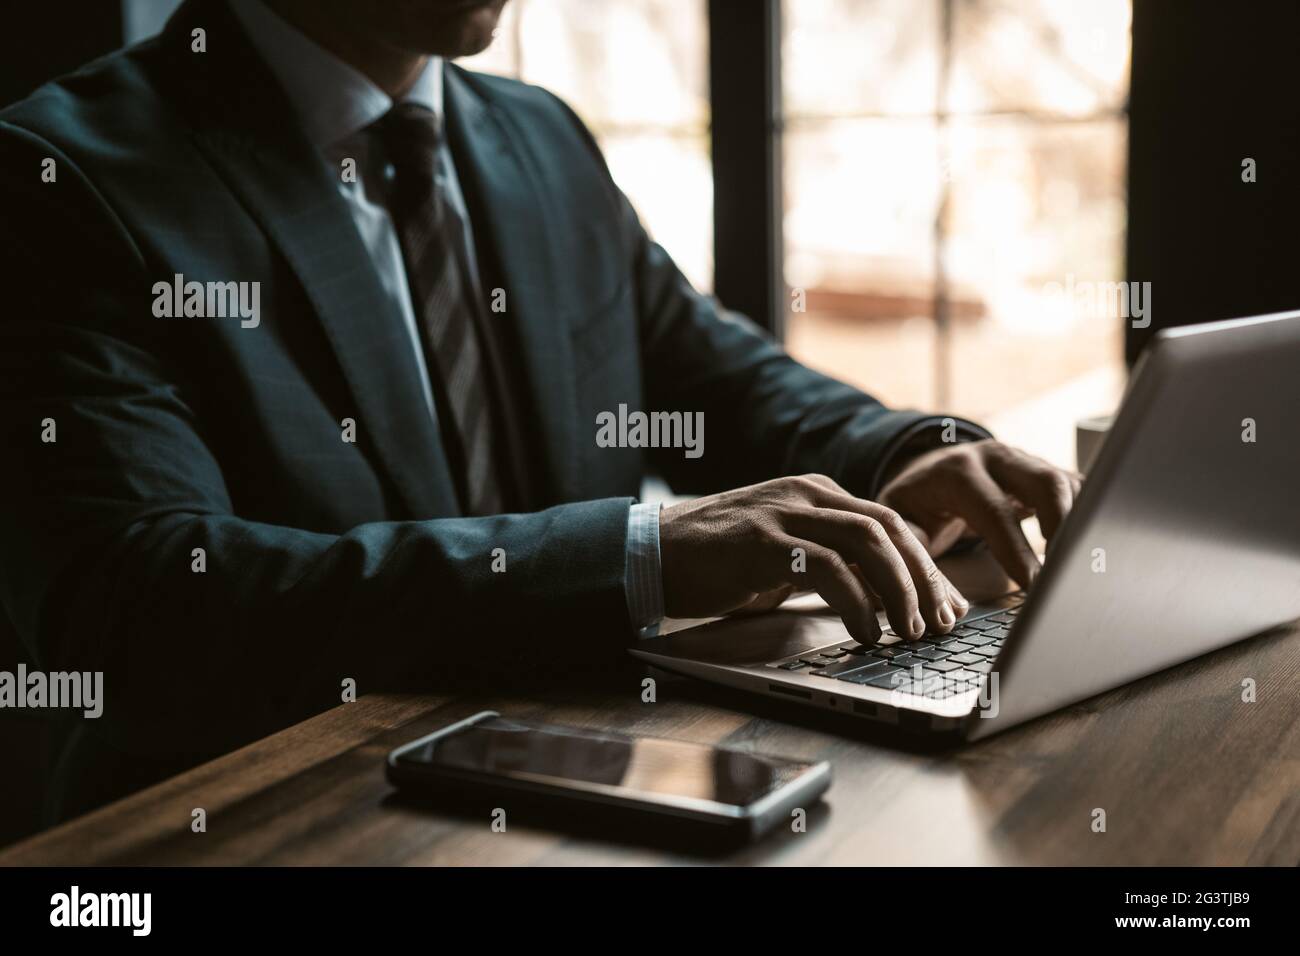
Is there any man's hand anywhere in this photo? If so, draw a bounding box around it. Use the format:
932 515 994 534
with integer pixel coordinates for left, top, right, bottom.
659 475 970 644
877 438 1082 588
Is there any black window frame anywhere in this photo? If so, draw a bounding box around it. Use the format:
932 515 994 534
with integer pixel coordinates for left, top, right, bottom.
708 0 785 338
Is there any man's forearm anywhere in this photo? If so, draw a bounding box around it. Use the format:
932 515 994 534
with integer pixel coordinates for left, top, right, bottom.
21 500 635 759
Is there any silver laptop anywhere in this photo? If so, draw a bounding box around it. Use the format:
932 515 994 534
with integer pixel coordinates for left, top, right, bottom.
630 311 1300 740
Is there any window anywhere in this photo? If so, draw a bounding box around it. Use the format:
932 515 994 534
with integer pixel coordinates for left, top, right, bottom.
782 0 1131 466
463 0 713 291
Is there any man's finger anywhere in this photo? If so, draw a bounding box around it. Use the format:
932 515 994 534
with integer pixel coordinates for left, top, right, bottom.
786 508 933 638
989 455 1075 542
782 539 881 644
867 506 967 631
950 469 1042 588
794 487 966 633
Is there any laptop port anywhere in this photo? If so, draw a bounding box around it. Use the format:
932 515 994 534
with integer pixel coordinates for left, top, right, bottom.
767 683 812 701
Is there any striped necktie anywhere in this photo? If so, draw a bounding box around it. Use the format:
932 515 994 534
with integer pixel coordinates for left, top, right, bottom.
378 102 504 515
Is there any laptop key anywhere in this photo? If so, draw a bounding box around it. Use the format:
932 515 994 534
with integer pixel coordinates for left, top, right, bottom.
842 643 873 655
972 646 1000 658
925 680 956 699
921 659 962 673
837 663 899 684
947 651 984 665
960 634 996 647
873 646 911 660
885 654 924 669
911 647 952 661
863 670 911 690
777 660 809 670
925 678 964 696
937 639 974 651
968 660 995 674
809 656 887 678
819 648 849 658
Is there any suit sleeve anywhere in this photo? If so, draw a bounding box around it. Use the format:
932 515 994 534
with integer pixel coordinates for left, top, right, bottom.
0 122 634 760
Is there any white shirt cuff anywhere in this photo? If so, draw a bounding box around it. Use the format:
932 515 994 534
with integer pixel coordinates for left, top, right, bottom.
624 501 664 637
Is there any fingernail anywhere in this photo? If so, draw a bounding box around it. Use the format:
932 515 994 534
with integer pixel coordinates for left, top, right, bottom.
938 603 955 627
910 612 925 637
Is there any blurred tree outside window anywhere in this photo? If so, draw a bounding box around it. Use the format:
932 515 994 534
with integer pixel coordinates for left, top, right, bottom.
463 0 713 293
783 0 1131 467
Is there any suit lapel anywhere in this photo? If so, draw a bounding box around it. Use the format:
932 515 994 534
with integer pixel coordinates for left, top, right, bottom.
443 67 578 503
165 0 459 518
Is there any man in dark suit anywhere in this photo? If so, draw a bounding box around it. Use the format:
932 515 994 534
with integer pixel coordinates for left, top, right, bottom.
0 0 1078 819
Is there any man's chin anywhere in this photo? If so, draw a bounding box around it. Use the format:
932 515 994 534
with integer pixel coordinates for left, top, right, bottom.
418 0 507 58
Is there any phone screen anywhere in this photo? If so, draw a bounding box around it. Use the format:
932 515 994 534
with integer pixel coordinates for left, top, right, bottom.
394 716 814 812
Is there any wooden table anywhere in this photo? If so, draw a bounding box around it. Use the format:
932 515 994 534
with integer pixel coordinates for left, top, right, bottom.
0 538 1294 868
3 587 1297 866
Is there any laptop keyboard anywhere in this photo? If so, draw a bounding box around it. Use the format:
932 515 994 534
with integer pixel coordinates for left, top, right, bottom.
766 595 1024 699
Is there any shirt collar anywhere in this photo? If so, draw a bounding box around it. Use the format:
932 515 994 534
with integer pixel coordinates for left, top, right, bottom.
229 0 443 148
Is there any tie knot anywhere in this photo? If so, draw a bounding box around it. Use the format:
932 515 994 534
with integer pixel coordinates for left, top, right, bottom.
376 102 442 177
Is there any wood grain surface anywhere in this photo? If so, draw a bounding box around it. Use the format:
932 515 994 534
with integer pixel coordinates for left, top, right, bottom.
4 613 1296 866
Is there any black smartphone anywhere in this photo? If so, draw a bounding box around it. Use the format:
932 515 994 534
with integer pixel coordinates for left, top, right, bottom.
386 711 831 846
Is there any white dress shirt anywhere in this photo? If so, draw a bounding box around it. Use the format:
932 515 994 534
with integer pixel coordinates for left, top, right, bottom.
229 0 664 634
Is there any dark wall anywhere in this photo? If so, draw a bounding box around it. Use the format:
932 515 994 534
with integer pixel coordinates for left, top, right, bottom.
1126 0 1300 363
0 1 123 108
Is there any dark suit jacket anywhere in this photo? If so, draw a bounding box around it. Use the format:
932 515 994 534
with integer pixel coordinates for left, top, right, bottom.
0 0 980 817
